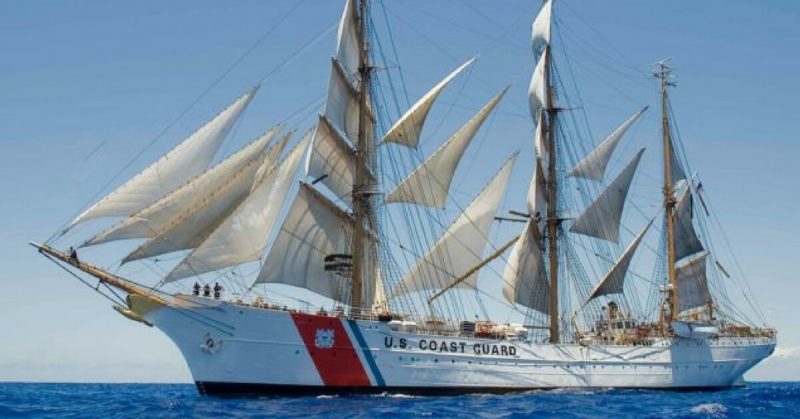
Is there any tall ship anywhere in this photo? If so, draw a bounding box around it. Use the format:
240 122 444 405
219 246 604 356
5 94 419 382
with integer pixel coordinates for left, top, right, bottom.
34 0 775 395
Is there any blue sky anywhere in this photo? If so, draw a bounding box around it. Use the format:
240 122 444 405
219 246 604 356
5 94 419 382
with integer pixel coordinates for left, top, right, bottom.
1 0 799 382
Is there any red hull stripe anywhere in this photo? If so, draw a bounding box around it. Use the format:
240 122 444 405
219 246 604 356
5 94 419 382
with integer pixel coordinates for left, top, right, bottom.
290 313 371 387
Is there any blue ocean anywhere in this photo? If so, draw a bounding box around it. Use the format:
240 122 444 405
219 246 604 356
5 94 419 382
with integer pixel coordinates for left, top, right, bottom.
0 382 797 418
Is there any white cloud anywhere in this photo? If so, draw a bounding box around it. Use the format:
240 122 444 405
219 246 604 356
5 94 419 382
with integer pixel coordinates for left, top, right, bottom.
747 344 800 382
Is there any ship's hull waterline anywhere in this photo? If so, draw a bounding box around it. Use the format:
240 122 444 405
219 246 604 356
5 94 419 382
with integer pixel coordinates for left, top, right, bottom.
144 297 775 396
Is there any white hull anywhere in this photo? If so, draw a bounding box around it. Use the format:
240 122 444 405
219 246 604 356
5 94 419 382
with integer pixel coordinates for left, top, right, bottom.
144 297 775 395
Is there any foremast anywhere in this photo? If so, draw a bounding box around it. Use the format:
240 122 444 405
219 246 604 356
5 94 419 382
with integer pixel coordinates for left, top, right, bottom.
543 45 560 344
656 60 679 320
350 0 375 313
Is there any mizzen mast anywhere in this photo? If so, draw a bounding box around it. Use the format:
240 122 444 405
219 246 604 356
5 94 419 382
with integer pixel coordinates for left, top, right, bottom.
656 59 679 318
350 0 374 313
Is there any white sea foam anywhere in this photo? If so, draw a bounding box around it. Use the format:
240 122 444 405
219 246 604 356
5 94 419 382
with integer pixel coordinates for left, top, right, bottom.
690 403 727 416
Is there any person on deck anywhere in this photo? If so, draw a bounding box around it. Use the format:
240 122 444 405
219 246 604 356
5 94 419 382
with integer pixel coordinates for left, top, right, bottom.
203 284 211 298
213 282 223 300
192 282 200 296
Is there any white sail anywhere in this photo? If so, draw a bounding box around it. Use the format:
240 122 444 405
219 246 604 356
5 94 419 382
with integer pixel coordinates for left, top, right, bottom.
570 149 644 243
533 112 547 164
164 133 310 282
531 0 552 61
325 58 366 143
674 187 705 261
82 126 283 247
336 0 360 79
252 130 294 189
526 158 548 231
305 115 373 206
570 107 648 182
528 49 548 123
385 88 507 208
70 88 258 226
253 183 355 303
670 141 686 186
587 219 653 301
502 219 549 314
121 132 291 264
393 155 517 296
382 58 477 148
676 251 712 313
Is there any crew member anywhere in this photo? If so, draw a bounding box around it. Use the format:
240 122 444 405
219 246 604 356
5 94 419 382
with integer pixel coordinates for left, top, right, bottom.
68 246 79 264
203 284 211 298
213 282 223 300
192 282 200 296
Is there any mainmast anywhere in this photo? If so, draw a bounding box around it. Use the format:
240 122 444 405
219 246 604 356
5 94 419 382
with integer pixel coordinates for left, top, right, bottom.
656 59 679 318
350 0 373 313
544 45 559 344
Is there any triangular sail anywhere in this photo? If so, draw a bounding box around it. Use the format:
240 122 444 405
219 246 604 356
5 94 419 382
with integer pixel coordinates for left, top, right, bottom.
675 251 712 313
502 219 549 314
528 49 548 124
305 115 373 206
670 141 686 186
253 183 356 303
121 132 293 264
570 149 645 243
674 187 705 261
385 88 507 208
82 125 283 247
70 88 258 226
570 107 648 182
587 219 653 301
392 154 517 296
531 0 552 61
164 132 310 282
382 58 477 148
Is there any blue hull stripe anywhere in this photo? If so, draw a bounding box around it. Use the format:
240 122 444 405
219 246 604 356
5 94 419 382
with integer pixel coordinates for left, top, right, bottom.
346 319 386 387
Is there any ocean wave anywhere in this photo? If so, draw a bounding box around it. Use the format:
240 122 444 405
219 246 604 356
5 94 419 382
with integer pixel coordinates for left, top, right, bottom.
690 402 727 416
1 382 798 418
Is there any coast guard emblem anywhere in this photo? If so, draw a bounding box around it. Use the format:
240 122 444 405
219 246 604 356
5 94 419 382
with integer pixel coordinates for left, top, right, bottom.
315 328 335 349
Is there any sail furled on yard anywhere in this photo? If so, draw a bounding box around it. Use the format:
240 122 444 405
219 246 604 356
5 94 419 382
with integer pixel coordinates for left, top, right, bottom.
570 149 645 243
673 187 705 261
164 133 310 282
570 107 648 182
392 155 516 296
81 126 283 247
385 88 507 208
254 183 357 303
382 58 477 148
587 219 653 301
531 0 552 61
305 116 373 206
120 131 292 264
675 251 712 312
502 219 549 314
70 88 258 227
